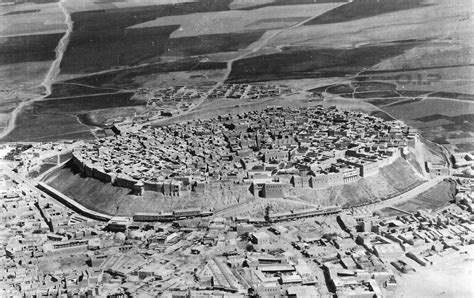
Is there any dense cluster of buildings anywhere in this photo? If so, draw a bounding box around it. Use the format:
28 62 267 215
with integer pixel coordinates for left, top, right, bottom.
453 152 474 169
127 83 296 127
6 141 79 179
208 84 294 100
72 105 415 197
132 83 294 120
0 169 110 296
3 95 471 296
131 86 206 121
134 85 209 111
1 163 473 297
329 205 474 297
454 174 474 213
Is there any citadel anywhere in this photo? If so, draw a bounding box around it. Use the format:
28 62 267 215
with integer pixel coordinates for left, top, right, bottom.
71 105 417 198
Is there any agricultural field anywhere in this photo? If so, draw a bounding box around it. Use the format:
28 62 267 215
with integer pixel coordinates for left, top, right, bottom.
57 0 343 75
0 1 64 37
37 92 141 114
0 0 472 146
0 1 65 89
59 58 227 90
135 2 342 37
138 69 228 88
227 41 424 82
228 0 471 83
358 65 474 95
265 0 470 49
0 110 94 142
0 92 143 142
305 0 428 25
382 98 474 152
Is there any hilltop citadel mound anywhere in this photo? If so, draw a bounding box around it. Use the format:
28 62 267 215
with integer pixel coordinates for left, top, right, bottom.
44 105 429 217
44 156 424 217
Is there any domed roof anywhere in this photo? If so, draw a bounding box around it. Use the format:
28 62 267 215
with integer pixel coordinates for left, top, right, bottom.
114 232 126 241
127 230 141 239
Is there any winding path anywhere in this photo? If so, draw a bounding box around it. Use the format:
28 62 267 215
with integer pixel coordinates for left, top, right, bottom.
149 11 331 127
220 10 335 84
0 0 73 141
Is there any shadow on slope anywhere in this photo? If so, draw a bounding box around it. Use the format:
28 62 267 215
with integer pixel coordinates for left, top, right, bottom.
45 159 253 216
290 158 424 208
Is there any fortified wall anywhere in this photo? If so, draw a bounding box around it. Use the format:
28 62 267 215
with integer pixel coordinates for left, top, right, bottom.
69 105 416 198
71 144 409 197
71 152 182 196
290 146 407 189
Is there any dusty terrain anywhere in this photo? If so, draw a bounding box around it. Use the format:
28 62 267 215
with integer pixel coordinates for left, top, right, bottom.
392 246 474 298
